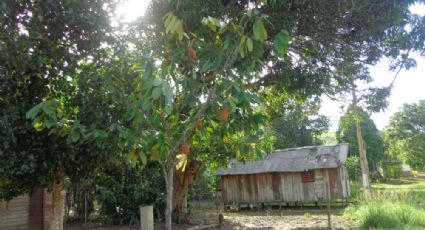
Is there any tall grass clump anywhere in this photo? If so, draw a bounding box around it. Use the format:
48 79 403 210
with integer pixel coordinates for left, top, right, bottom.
345 185 425 229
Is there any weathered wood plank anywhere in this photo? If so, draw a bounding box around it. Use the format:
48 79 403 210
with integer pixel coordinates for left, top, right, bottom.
0 195 29 230
271 173 281 200
220 166 348 204
292 173 303 202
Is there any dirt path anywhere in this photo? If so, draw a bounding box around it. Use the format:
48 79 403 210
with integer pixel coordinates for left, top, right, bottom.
65 208 358 230
186 209 358 230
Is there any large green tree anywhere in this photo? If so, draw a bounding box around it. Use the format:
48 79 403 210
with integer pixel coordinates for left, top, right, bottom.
6 0 425 229
0 1 117 229
336 105 384 169
385 100 425 170
263 89 329 148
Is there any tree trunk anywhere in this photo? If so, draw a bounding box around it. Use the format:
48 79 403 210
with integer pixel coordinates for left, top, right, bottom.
369 162 383 181
164 164 174 230
50 171 65 230
356 121 371 198
172 161 201 223
352 91 371 199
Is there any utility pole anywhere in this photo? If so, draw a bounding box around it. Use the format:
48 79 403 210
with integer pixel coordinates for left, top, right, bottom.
352 91 371 199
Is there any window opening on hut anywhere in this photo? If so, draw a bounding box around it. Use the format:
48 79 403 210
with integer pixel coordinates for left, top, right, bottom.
302 170 315 182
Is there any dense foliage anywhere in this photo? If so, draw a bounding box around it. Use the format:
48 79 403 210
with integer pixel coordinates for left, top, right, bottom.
345 155 362 180
2 0 425 228
318 132 338 146
385 100 425 170
381 161 403 179
94 161 165 225
0 0 116 199
336 106 384 166
263 90 329 149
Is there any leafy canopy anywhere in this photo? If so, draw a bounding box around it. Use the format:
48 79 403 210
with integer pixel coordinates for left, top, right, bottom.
0 0 116 199
385 100 425 170
263 88 329 149
337 105 384 164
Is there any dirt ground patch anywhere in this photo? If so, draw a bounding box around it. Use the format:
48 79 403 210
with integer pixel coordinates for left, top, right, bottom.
65 208 358 230
185 209 358 230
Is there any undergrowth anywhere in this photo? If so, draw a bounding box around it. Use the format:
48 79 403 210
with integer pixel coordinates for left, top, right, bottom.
345 179 425 229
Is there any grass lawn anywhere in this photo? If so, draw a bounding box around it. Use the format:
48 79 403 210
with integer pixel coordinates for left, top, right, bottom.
344 178 425 229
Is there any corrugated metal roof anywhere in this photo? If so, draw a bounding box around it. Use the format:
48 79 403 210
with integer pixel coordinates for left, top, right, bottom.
217 144 349 175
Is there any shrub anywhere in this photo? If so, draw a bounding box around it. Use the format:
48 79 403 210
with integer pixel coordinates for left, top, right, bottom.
346 155 361 180
94 161 165 225
349 181 361 200
381 161 402 179
190 165 218 201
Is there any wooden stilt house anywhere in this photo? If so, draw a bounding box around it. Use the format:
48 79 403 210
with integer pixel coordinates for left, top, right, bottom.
217 144 350 206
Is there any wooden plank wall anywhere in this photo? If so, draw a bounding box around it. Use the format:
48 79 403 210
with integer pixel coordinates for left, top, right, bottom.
339 166 350 197
222 167 349 204
0 190 53 230
0 195 29 230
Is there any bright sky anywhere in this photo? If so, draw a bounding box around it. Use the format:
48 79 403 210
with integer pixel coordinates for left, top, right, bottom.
116 0 425 131
114 0 149 22
320 53 425 131
321 4 425 131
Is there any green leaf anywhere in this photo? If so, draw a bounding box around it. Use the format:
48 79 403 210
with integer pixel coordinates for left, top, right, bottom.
236 149 241 159
164 13 176 34
202 16 221 32
161 82 173 104
163 12 174 29
150 151 161 161
152 87 162 99
129 155 137 167
201 61 213 72
26 105 41 119
175 20 184 41
140 152 147 165
274 30 291 57
253 19 267 41
142 64 153 81
163 12 184 41
41 103 57 121
142 100 151 111
94 129 108 138
207 23 216 31
70 130 80 143
153 78 162 86
169 17 179 33
223 38 231 50
226 97 238 112
246 37 253 52
239 36 246 57
44 116 56 128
